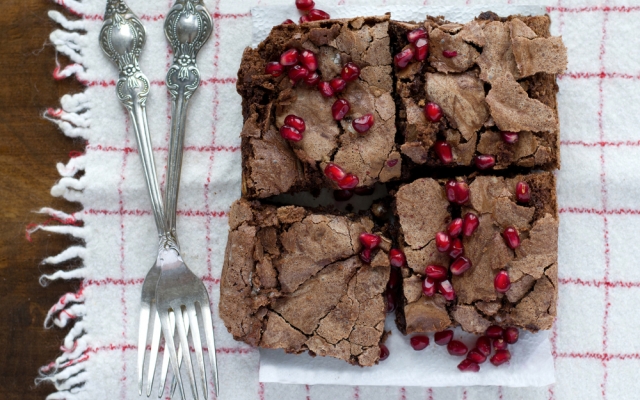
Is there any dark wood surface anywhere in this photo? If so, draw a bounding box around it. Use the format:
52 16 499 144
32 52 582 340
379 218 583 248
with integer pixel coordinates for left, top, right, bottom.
0 1 86 398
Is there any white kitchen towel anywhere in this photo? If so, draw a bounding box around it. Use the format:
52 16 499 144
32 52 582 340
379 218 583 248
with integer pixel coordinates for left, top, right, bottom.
36 0 640 399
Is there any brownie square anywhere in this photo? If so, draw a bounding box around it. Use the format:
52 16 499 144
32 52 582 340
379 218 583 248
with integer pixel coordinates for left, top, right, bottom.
219 199 391 366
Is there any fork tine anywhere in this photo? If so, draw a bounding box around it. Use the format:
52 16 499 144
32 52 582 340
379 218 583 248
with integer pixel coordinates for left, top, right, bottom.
137 304 151 395
175 305 198 399
200 301 219 397
158 309 186 400
169 308 191 398
145 309 162 396
157 310 174 398
187 304 207 398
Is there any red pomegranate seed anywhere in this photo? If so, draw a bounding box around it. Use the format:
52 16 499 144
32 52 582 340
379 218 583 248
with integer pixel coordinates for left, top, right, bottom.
425 265 448 281
453 181 470 205
414 38 429 61
493 337 508 351
435 231 451 253
448 238 463 259
434 141 453 164
295 0 315 11
388 268 400 290
387 159 399 168
422 277 436 297
265 61 284 77
394 47 415 69
385 290 396 313
442 50 458 58
282 19 295 25
298 50 317 72
450 256 471 275
494 270 511 293
308 9 330 21
389 249 406 268
279 125 302 141
353 114 374 133
304 71 320 86
438 279 456 301
490 349 511 366
338 173 359 189
516 181 531 203
476 336 492 356
410 335 430 351
360 248 372 264
299 14 311 23
333 189 353 201
330 78 346 92
445 180 457 202
502 227 520 249
284 115 305 133
318 81 334 97
475 154 496 170
434 330 454 346
324 163 346 181
462 213 479 237
502 131 519 144
447 218 463 237
341 62 360 82
280 48 299 66
424 102 443 122
504 327 519 344
331 99 350 120
379 344 390 361
407 27 427 43
359 232 381 250
467 348 487 364
447 340 468 356
485 325 504 339
458 359 480 372
288 65 309 82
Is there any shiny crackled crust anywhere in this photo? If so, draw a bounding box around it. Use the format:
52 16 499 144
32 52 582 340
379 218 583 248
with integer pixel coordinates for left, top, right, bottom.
393 172 558 335
219 199 391 366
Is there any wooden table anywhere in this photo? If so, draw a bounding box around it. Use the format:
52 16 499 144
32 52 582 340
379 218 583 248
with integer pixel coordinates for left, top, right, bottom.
0 1 86 398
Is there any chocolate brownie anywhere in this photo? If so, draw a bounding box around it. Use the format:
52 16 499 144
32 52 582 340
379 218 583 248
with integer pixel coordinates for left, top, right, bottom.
219 199 391 366
393 172 558 334
390 15 566 170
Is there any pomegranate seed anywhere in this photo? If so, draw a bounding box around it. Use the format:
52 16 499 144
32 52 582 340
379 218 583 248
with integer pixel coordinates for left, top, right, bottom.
502 131 519 144
516 181 531 203
438 279 456 301
284 115 305 133
394 47 415 69
434 330 454 346
295 0 315 11
388 268 400 290
475 154 496 170
353 114 375 133
379 344 390 361
308 9 330 21
504 327 519 344
341 62 360 82
330 77 346 92
434 141 453 164
494 270 511 293
282 19 295 25
502 227 520 249
422 277 436 297
435 231 452 253
385 290 396 313
389 249 406 268
324 163 346 181
410 335 430 351
447 340 468 356
450 256 471 275
299 14 311 23
279 125 303 141
265 61 284 77
304 71 320 86
387 159 399 168
458 359 480 372
448 238 463 259
318 81 334 97
288 64 309 82
442 50 458 58
414 38 429 61
338 173 359 189
445 180 457 202
453 181 470 205
360 248 372 264
425 265 448 281
424 102 443 122
476 336 491 356
485 326 504 339
462 213 479 237
407 27 427 43
467 348 487 364
298 50 318 71
331 99 350 120
359 232 381 250
280 48 299 66
490 349 511 366
493 337 508 351
333 189 353 201
447 218 463 237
